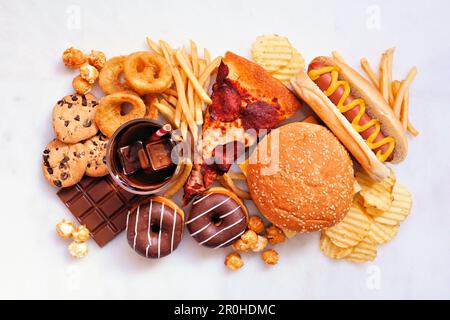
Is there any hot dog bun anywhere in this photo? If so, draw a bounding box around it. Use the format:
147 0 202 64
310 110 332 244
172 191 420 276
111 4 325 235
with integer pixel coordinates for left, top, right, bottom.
290 56 407 181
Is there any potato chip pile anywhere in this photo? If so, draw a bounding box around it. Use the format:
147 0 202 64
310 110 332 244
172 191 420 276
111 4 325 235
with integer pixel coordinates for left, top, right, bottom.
251 35 305 84
320 170 412 263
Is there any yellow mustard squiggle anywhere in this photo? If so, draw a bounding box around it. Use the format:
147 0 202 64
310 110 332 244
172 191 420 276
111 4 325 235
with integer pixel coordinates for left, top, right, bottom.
308 66 395 162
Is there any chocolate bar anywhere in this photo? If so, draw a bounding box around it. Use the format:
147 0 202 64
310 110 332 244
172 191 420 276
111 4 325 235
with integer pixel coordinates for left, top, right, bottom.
57 175 145 247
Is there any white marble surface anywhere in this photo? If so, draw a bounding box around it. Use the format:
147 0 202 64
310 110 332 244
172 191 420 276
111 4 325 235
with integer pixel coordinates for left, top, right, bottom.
0 0 449 300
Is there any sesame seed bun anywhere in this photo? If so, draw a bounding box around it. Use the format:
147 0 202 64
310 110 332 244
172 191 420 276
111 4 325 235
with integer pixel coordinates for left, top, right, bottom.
246 122 355 232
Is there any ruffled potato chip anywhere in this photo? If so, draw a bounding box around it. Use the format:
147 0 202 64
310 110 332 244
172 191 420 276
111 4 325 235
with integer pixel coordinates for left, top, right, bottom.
252 35 293 73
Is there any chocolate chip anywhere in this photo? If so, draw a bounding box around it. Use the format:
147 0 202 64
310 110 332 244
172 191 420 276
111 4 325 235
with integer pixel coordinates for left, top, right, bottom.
47 167 53 174
59 163 66 169
43 149 50 154
87 163 91 168
57 100 63 106
61 172 69 180
67 103 73 109
71 95 78 101
89 151 94 155
82 95 87 106
92 141 98 146
92 101 98 107
83 119 92 127
43 155 49 162
74 115 80 121
61 156 70 163
44 161 50 167
64 120 70 127
102 156 106 164
54 180 62 187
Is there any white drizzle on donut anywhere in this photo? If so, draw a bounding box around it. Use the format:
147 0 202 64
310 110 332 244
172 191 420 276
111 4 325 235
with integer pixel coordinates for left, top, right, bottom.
214 229 246 249
190 222 212 237
125 209 131 232
170 207 176 253
193 193 212 205
133 205 140 250
219 206 241 219
186 197 231 225
199 217 245 245
145 199 153 258
157 203 165 259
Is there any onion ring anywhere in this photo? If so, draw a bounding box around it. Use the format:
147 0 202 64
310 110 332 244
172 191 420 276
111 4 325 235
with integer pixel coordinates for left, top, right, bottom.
99 56 132 94
124 51 172 94
95 92 146 137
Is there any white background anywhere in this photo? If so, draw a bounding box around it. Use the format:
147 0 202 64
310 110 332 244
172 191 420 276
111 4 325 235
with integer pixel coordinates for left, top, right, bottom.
0 0 449 300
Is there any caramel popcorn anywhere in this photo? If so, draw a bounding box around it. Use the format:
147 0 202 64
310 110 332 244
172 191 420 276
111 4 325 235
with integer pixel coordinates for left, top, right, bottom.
80 63 99 84
231 230 258 251
72 75 92 95
266 225 286 245
261 249 279 265
252 235 268 252
224 252 244 270
62 47 86 69
56 219 75 239
88 50 106 70
68 241 89 258
72 225 90 242
247 215 265 234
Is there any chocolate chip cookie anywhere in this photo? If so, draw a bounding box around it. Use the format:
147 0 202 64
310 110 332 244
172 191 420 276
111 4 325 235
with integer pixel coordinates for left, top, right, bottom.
42 139 88 188
52 93 98 144
84 133 109 177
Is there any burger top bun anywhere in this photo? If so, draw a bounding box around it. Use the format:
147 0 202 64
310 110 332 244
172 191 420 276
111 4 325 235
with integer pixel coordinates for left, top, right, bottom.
246 122 355 232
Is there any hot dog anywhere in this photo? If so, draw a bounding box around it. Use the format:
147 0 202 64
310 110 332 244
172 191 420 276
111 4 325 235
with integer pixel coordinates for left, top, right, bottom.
308 60 392 161
291 54 407 181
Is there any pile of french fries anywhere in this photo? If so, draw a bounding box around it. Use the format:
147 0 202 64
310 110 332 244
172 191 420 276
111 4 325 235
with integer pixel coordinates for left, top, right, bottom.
359 48 418 136
145 37 221 142
144 37 221 197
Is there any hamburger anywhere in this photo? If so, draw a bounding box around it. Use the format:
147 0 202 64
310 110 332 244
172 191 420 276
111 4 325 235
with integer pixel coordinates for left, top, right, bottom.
244 122 355 232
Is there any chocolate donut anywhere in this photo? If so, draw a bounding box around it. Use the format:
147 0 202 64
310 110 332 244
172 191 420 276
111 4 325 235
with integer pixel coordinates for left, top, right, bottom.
187 187 248 248
126 196 184 258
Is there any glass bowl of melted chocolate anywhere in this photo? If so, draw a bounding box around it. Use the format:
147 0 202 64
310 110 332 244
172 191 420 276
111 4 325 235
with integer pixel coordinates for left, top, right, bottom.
106 119 181 195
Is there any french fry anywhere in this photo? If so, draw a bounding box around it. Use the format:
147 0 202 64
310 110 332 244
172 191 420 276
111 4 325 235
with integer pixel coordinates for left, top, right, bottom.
154 102 176 127
163 159 193 198
190 41 204 125
199 56 221 87
160 41 197 139
220 173 251 200
331 51 346 64
163 88 178 98
146 37 162 55
386 48 395 105
204 48 211 64
161 93 178 108
391 80 401 98
401 89 409 130
393 66 417 118
360 58 379 88
379 53 389 102
175 50 212 105
407 120 419 136
143 94 158 120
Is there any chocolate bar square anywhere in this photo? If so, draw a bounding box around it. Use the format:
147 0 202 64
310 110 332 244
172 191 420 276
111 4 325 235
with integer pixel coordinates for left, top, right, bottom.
57 175 145 247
